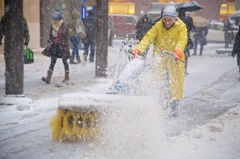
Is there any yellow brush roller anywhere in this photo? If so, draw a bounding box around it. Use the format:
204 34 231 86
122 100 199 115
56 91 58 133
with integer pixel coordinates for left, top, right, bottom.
50 93 161 142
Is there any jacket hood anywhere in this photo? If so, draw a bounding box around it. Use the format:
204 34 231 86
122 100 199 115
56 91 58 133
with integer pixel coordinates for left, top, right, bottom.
142 14 149 21
71 10 80 19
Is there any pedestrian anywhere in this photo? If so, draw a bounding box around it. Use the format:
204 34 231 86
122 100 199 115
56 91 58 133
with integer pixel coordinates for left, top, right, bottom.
108 15 115 46
223 18 235 48
0 15 30 46
68 9 85 64
83 9 96 62
192 26 208 56
178 9 195 75
231 19 240 80
41 10 70 84
135 14 152 59
136 14 152 42
132 6 187 117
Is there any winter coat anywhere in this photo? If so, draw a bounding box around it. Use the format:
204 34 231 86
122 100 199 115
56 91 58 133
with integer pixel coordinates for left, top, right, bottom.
136 14 152 41
68 10 85 37
42 21 70 59
232 28 240 66
193 26 208 45
0 15 30 46
83 10 96 43
136 17 187 99
179 15 195 49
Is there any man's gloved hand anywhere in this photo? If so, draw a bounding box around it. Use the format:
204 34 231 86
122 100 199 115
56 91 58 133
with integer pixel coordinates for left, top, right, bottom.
231 52 236 58
132 49 140 58
174 49 183 61
0 41 2 45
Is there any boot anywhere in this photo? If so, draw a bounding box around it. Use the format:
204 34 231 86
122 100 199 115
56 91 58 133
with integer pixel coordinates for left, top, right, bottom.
62 71 70 83
42 69 52 84
76 56 81 63
69 56 77 64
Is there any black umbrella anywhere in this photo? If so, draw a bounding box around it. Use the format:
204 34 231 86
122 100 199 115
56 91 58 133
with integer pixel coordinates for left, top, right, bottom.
176 1 203 12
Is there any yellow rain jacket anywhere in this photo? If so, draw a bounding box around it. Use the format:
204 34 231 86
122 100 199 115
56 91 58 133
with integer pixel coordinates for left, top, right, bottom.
136 17 187 99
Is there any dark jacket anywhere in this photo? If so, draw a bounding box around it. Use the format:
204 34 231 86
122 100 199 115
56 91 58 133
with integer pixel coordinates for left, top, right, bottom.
83 10 96 42
42 21 70 59
136 14 152 41
0 15 30 46
193 26 208 45
232 28 240 66
179 11 195 49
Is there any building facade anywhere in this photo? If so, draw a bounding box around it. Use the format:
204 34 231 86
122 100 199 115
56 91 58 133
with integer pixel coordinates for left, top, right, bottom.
0 0 238 48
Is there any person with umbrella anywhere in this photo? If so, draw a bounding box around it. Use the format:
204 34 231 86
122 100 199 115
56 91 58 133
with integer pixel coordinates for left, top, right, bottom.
176 1 203 12
178 9 195 75
176 1 207 56
132 6 188 117
231 17 240 80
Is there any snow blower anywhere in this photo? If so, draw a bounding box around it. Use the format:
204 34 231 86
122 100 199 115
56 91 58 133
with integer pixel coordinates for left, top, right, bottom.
49 38 181 142
50 39 141 142
49 93 160 142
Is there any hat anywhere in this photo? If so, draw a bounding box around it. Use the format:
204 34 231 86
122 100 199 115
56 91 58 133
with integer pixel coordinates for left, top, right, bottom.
166 1 175 7
52 10 62 20
162 6 177 19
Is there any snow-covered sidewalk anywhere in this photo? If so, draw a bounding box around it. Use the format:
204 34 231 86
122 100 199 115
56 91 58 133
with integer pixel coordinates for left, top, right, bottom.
0 42 240 159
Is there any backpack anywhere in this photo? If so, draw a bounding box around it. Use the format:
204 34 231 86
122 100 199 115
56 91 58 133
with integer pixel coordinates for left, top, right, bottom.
24 47 34 64
76 19 86 39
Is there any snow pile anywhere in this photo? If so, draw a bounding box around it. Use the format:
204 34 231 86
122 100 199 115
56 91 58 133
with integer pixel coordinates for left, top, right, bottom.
79 94 165 159
81 104 240 159
0 95 32 105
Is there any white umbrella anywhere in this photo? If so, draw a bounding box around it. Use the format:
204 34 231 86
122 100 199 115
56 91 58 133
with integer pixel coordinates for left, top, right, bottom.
191 15 208 27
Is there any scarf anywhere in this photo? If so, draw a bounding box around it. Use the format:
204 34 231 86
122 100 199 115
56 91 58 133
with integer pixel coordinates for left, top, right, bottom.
52 20 63 32
52 20 63 43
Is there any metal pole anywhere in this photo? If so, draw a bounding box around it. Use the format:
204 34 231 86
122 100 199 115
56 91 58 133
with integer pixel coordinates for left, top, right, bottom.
95 0 108 77
4 0 24 95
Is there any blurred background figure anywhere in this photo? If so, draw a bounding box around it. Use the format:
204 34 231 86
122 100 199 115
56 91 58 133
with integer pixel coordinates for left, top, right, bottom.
178 10 195 75
193 26 208 56
136 14 152 42
68 9 85 64
231 19 240 79
223 18 235 48
136 14 152 60
108 15 115 47
0 15 30 46
83 9 96 62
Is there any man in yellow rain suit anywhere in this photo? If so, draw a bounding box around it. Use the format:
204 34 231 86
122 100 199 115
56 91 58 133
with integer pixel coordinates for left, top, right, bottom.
133 5 187 117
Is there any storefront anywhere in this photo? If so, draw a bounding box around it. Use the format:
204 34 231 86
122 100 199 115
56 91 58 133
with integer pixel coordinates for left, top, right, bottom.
220 0 236 20
109 0 135 14
0 0 238 48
